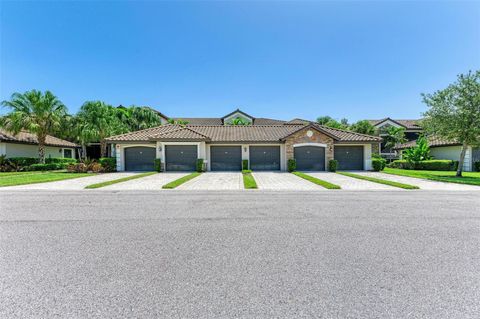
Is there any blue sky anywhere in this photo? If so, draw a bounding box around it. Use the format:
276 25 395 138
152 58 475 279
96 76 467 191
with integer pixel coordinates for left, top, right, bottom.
1 1 479 122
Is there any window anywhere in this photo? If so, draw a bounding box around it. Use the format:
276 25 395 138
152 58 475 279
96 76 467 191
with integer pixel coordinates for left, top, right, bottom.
63 149 73 158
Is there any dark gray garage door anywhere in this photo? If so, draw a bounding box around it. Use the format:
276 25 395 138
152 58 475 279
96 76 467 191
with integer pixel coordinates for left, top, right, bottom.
210 146 242 171
250 146 280 171
125 147 156 171
294 146 325 171
165 145 197 171
334 146 364 170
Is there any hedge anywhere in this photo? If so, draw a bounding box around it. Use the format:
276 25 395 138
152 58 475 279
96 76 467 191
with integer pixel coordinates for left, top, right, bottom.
99 157 116 172
389 159 459 171
8 157 38 167
475 161 480 172
27 163 62 171
372 158 386 171
45 158 77 164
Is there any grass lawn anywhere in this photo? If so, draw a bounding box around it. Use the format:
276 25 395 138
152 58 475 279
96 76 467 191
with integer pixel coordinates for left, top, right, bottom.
85 172 157 189
383 167 480 186
337 171 419 190
0 171 93 187
162 172 201 189
292 171 341 189
242 170 258 189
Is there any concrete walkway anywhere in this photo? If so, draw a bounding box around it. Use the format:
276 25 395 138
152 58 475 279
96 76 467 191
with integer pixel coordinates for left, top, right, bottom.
178 172 243 190
253 172 324 191
3 172 140 190
305 172 399 190
357 172 480 191
101 172 188 190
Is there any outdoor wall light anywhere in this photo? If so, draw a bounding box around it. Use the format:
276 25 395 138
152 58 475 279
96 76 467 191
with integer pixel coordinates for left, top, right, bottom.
158 145 162 152
243 146 247 152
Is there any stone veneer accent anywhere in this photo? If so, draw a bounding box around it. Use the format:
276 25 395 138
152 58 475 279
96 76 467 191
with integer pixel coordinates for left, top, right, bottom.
285 127 334 162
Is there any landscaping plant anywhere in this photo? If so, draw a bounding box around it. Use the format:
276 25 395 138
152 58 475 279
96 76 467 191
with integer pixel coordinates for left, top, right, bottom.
242 159 249 170
287 159 296 172
402 136 431 163
196 159 204 172
154 158 162 172
328 159 338 172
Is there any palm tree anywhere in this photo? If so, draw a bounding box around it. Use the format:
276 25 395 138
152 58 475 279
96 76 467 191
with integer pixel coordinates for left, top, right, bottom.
1 90 67 163
76 101 126 158
117 106 163 131
383 126 407 152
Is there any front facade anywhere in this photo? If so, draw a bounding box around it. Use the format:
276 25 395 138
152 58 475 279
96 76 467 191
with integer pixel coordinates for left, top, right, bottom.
0 129 78 159
107 110 381 172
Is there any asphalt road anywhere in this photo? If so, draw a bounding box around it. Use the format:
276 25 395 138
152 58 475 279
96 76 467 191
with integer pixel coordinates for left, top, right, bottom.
1 190 480 318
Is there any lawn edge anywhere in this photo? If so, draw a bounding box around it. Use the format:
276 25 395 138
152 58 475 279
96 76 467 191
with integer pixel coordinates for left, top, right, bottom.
242 170 258 189
292 171 341 189
0 172 93 187
85 172 157 189
382 169 480 187
337 171 419 190
162 172 201 189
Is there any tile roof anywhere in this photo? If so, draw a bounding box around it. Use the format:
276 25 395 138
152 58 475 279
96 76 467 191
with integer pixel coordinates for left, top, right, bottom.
106 123 382 143
368 118 422 130
395 136 461 150
0 129 78 147
172 117 286 126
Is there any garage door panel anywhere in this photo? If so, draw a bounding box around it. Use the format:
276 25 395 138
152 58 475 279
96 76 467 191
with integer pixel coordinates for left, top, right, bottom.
125 147 156 171
294 146 325 171
250 146 280 171
334 146 364 170
211 146 242 171
166 145 197 171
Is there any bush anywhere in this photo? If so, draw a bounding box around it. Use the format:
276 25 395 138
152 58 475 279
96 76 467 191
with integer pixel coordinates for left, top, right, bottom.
242 169 252 173
45 158 77 164
242 159 249 170
288 159 296 172
154 158 162 172
196 159 204 172
89 163 103 173
67 163 88 173
372 157 386 171
328 159 338 172
99 157 116 172
27 163 61 171
475 161 480 172
0 155 14 172
389 159 458 171
9 157 37 167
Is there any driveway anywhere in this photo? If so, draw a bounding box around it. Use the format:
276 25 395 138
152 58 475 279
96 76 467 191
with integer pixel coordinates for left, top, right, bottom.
101 172 188 190
356 171 480 191
305 172 399 190
2 172 140 190
1 191 480 318
253 172 324 190
178 172 243 190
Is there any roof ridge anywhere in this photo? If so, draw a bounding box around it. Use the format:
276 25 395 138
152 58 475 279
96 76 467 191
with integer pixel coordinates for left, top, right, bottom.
316 124 380 139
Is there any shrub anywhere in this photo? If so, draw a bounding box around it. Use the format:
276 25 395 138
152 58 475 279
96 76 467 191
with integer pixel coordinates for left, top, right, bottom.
389 159 458 171
388 160 414 169
287 159 296 172
242 169 252 173
67 163 88 173
99 157 116 172
403 136 431 162
328 159 338 172
9 157 37 167
196 159 204 172
242 159 249 170
27 163 61 171
45 158 77 164
154 158 162 172
475 161 480 172
89 163 103 173
0 155 14 172
372 157 386 171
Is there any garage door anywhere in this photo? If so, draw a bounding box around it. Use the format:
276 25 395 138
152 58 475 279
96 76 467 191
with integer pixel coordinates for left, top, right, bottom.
334 146 364 170
294 146 325 171
210 146 242 171
125 147 156 171
250 146 280 171
165 145 197 171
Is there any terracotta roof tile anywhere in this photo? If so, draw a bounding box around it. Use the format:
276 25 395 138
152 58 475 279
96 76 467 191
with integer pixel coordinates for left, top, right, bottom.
395 136 461 150
0 129 78 148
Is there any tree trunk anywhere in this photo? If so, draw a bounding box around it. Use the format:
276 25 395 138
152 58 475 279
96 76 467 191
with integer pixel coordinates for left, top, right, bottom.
81 144 87 160
37 134 46 164
100 139 107 158
456 143 468 177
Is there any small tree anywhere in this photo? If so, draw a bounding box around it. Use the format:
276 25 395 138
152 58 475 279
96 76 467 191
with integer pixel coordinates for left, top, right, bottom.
316 116 348 129
350 120 376 135
422 70 480 177
403 136 431 163
382 126 407 152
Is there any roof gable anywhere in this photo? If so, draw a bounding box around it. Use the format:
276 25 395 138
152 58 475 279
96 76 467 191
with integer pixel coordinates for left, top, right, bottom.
222 109 254 125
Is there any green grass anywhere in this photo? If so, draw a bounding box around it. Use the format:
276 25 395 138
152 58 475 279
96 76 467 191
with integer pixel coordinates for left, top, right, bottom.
292 171 341 189
242 170 258 189
383 167 480 186
85 172 157 189
337 171 419 189
0 171 93 187
162 172 201 189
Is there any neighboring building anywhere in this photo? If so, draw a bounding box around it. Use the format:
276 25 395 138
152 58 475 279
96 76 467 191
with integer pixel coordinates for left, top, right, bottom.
368 118 423 158
106 109 382 172
0 129 78 159
395 136 480 172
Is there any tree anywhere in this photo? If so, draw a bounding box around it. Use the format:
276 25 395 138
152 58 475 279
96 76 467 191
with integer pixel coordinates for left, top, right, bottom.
227 117 251 125
382 126 406 152
316 116 348 129
116 106 164 131
76 101 125 158
168 118 189 125
350 120 376 135
316 116 333 125
422 70 480 177
1 90 67 163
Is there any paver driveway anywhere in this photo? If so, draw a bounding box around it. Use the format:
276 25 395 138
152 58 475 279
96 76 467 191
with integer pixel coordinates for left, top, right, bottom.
101 172 188 190
305 172 399 190
253 172 324 190
357 171 480 191
178 172 243 190
2 172 140 190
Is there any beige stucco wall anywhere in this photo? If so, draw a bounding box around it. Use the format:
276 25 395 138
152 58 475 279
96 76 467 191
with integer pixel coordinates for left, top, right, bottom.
284 127 334 163
430 146 472 171
2 142 76 159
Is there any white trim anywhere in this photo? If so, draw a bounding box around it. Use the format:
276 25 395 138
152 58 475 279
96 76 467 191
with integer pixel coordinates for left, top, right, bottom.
375 119 404 129
293 143 328 171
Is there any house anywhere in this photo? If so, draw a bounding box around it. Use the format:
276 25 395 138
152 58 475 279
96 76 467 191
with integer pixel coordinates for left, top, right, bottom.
395 136 480 172
0 129 78 159
368 118 423 158
106 109 382 172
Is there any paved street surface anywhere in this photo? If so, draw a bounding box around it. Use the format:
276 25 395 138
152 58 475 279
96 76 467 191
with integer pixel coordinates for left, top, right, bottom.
1 191 479 318
253 172 324 190
305 172 398 190
178 172 243 190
